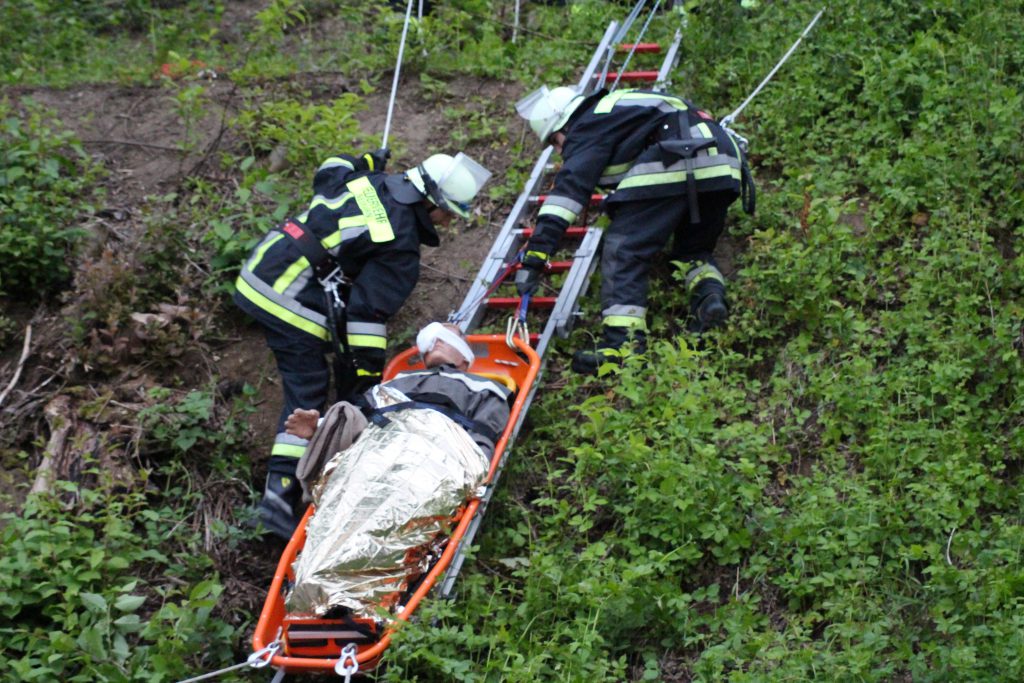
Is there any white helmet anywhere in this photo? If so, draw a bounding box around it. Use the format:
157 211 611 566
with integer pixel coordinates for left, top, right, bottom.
406 152 492 219
515 85 585 144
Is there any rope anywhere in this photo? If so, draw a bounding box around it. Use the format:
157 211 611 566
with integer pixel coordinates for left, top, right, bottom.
610 0 662 91
596 0 647 91
719 6 827 129
174 642 280 683
513 0 520 43
382 0 416 148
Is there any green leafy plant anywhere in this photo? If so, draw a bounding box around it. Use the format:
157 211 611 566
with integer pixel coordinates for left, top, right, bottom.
0 99 101 299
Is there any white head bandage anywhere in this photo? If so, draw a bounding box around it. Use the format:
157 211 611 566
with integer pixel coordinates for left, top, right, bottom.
416 322 475 367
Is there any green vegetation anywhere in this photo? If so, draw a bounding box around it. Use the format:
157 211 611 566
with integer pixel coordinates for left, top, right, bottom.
0 386 252 682
0 99 101 299
1 0 1022 681
0 1 224 86
384 1 1024 680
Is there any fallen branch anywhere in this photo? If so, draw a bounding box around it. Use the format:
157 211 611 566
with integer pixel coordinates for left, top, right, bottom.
29 395 74 496
0 324 32 409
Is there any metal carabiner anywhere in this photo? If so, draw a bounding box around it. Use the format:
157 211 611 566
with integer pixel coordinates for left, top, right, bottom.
505 316 529 350
334 643 359 681
247 640 281 669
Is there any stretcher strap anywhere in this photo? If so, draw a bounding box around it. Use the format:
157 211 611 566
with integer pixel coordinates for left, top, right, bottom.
368 400 499 445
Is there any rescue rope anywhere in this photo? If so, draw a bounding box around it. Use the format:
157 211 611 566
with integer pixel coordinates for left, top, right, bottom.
382 0 416 148
513 0 520 44
609 0 663 91
174 641 280 683
596 0 647 91
719 7 826 130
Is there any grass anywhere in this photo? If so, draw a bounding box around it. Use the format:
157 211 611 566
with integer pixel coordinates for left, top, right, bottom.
1 0 1022 681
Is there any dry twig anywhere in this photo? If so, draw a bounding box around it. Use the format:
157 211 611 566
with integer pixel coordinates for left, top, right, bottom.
0 324 32 409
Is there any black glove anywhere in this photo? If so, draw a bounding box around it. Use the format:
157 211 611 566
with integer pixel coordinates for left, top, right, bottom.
514 251 548 297
361 148 391 172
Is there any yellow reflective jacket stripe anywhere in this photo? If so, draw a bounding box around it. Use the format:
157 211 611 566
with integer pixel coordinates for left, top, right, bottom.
347 333 387 350
347 176 394 242
594 90 688 114
235 276 329 340
307 192 353 213
616 165 741 190
317 157 356 173
247 233 285 271
694 121 717 155
272 256 310 294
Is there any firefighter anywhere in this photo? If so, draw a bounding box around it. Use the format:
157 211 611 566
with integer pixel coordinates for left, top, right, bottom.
514 86 753 373
235 150 491 540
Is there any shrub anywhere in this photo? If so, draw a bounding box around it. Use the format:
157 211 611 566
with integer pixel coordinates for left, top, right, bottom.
0 99 101 300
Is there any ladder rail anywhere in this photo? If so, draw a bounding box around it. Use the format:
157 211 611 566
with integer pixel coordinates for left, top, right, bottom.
654 29 683 91
454 146 555 333
438 9 684 613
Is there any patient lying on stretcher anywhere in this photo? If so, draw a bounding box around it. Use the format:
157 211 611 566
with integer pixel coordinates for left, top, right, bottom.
284 323 512 617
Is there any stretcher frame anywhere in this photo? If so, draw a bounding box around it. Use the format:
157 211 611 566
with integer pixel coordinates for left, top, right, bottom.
251 335 540 673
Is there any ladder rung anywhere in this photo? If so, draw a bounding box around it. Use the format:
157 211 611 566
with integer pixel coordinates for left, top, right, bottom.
595 70 659 82
520 226 589 238
548 260 574 274
508 260 574 274
485 297 557 309
531 194 605 205
617 43 661 53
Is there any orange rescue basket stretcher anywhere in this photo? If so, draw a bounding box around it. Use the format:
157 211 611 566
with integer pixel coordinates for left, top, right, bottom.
252 334 540 674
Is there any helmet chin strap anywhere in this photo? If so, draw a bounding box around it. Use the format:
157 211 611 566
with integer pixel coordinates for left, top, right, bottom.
417 165 449 210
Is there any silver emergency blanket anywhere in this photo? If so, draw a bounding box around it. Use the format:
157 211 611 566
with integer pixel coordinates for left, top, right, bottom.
285 385 490 617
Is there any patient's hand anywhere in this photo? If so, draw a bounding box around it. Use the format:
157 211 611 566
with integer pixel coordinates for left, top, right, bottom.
285 408 320 439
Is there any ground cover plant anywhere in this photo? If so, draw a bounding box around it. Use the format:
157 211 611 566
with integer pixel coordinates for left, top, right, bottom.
0 0 1021 681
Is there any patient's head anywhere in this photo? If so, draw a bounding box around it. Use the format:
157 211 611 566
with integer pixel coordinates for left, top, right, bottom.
417 322 474 370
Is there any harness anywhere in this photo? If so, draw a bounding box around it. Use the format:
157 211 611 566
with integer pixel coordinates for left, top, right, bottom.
655 111 756 222
280 220 351 357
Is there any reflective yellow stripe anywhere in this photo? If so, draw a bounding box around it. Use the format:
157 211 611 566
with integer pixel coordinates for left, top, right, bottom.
603 315 647 330
347 333 387 349
347 176 394 242
695 122 717 155
272 257 310 293
602 160 633 177
248 233 285 271
337 215 367 229
594 90 688 114
687 269 725 292
538 204 577 222
318 157 356 172
271 443 306 458
617 166 741 190
308 192 352 213
356 369 382 377
235 277 329 340
526 250 549 261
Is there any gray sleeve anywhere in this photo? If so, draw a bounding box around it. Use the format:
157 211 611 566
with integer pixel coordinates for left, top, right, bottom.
469 394 511 457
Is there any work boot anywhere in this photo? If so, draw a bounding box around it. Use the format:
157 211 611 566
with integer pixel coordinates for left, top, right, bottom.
686 276 728 333
571 327 646 375
688 291 728 333
254 456 304 541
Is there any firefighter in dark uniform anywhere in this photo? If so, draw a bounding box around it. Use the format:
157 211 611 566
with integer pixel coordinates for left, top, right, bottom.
235 150 491 539
514 86 754 373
